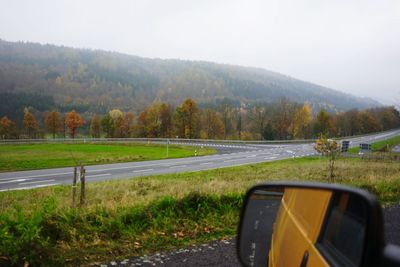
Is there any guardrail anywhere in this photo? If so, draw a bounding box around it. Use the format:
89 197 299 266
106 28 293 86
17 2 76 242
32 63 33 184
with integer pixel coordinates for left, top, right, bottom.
0 137 316 145
0 128 399 146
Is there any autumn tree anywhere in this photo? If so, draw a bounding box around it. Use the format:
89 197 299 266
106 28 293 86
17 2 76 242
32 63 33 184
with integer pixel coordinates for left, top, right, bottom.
116 112 134 138
137 103 161 138
159 103 173 137
219 102 234 139
136 110 149 137
174 98 200 139
381 106 400 130
335 109 362 137
23 109 37 138
314 135 339 182
44 111 62 138
248 105 268 140
90 114 101 138
273 98 298 140
202 109 224 139
104 109 123 137
236 111 243 140
0 116 15 139
65 110 85 138
359 111 382 133
101 114 113 138
314 109 334 137
290 103 312 139
144 104 162 137
136 103 173 138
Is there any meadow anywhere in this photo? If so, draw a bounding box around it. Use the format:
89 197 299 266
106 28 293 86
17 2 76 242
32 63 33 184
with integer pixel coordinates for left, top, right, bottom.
1 156 399 266
0 143 215 172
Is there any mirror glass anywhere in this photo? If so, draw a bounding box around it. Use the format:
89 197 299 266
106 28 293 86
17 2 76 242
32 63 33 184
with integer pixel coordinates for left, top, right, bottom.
238 186 368 267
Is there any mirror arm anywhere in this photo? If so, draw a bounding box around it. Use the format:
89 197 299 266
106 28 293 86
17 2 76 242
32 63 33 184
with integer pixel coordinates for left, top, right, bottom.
380 244 400 267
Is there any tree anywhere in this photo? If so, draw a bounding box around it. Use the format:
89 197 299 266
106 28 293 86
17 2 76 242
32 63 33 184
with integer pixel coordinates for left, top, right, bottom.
65 110 85 138
359 111 382 133
202 109 224 139
0 116 13 139
314 135 339 183
117 112 134 138
248 105 268 140
138 103 174 138
159 103 173 138
273 98 298 140
108 109 123 137
314 109 334 137
90 114 101 138
290 103 313 139
174 98 200 139
236 110 243 140
23 109 37 138
220 103 233 139
101 114 114 138
44 111 62 138
262 122 276 140
335 109 362 137
381 106 400 130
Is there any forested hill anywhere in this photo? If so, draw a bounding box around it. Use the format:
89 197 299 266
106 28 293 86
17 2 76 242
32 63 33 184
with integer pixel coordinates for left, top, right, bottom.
0 39 379 119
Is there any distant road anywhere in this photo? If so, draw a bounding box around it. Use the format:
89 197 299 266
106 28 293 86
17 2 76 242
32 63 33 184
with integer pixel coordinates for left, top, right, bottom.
1 129 399 192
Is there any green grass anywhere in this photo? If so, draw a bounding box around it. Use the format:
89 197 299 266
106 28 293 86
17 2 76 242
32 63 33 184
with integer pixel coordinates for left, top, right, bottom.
0 143 215 172
1 156 400 266
349 135 400 153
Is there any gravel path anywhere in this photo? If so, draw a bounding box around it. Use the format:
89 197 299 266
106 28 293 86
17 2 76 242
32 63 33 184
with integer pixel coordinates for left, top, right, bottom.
97 239 240 267
384 204 400 246
99 204 400 267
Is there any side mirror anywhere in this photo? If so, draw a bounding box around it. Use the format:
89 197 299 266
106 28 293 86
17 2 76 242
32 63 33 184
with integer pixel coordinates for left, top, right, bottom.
237 182 400 267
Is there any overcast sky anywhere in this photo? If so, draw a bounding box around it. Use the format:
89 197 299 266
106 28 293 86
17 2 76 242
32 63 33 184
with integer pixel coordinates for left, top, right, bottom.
1 0 399 104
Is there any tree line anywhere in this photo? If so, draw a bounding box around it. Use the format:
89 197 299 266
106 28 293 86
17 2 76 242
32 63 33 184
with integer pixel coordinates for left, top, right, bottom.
1 98 399 140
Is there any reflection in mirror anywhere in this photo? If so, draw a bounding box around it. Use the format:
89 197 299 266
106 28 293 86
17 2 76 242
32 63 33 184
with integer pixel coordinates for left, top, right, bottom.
239 188 283 267
239 186 368 267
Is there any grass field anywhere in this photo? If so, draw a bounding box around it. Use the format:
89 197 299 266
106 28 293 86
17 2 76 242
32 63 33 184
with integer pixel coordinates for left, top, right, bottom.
0 143 215 172
349 135 400 153
1 156 400 266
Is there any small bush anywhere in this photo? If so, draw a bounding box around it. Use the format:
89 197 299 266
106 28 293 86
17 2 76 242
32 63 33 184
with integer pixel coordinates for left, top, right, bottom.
0 199 59 266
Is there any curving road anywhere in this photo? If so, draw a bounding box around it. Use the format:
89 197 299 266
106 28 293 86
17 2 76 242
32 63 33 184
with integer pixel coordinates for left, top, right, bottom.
0 129 400 192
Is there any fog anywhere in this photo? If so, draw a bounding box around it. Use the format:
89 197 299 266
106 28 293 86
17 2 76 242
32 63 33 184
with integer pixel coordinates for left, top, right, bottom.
1 0 399 104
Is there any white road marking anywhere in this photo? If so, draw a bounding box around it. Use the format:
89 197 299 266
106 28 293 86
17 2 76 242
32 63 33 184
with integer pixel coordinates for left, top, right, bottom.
0 172 71 181
0 178 29 184
19 179 56 185
200 162 212 165
264 157 277 160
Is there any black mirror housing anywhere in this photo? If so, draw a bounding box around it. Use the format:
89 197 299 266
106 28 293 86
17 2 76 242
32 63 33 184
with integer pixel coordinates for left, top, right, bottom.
237 182 387 267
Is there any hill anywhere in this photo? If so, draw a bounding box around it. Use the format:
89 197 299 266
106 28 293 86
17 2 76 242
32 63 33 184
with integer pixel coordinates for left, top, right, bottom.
0 39 379 120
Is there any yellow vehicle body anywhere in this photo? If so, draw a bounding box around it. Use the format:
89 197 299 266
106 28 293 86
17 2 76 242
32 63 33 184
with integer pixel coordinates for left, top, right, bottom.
269 188 332 267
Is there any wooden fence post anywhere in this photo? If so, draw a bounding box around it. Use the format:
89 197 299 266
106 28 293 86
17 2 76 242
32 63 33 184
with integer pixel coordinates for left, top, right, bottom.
72 167 77 207
80 165 86 206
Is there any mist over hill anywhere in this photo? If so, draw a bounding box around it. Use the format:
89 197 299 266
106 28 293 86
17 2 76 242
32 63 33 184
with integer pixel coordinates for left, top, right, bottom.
0 39 379 120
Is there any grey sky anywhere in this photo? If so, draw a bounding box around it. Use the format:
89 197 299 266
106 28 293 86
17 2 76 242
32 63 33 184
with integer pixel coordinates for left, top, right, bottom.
1 0 399 104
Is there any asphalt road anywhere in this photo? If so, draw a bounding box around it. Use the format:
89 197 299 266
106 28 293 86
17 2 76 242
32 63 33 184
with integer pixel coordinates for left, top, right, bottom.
1 129 400 192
